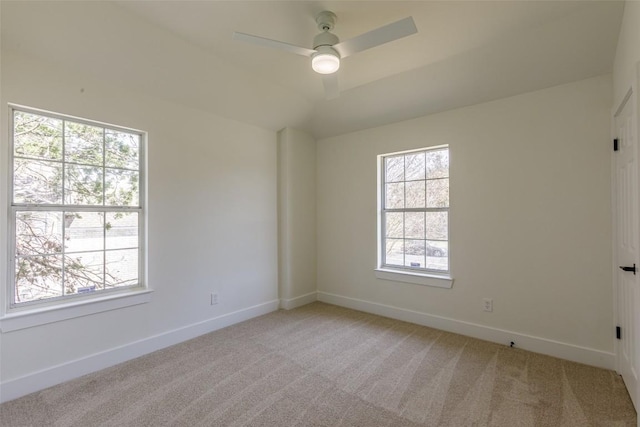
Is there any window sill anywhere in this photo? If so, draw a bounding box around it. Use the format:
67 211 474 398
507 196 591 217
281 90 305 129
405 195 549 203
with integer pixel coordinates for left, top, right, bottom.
0 289 153 332
375 268 453 288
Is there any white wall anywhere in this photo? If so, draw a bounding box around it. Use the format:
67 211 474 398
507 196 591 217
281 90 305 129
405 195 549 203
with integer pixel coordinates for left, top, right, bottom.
317 75 614 366
277 128 317 309
613 1 640 106
0 49 278 400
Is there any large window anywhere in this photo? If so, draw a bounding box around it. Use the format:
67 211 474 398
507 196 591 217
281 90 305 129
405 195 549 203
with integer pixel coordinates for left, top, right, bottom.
9 106 145 308
379 146 449 275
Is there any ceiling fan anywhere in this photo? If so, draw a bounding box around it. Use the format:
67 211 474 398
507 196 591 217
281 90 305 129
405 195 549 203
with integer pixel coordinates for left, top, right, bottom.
233 11 418 100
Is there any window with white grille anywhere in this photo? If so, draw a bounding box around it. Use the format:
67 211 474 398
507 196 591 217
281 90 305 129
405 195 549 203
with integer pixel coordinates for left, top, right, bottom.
379 146 449 274
9 105 145 308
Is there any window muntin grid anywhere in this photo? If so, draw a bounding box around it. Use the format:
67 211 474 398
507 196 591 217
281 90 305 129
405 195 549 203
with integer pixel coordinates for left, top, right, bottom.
381 147 449 273
9 105 145 308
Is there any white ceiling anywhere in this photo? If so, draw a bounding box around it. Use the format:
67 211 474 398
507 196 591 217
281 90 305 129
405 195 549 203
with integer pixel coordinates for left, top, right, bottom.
1 1 624 139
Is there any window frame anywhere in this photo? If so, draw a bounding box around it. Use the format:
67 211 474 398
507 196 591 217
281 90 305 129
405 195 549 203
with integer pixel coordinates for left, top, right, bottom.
376 145 453 288
6 104 148 313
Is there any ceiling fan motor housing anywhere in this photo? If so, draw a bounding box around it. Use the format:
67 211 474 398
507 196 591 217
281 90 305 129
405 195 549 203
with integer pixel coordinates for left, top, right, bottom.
313 31 339 50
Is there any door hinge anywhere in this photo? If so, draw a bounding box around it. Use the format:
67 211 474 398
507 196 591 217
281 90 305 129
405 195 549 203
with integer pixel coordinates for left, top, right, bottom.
614 138 619 151
616 326 621 340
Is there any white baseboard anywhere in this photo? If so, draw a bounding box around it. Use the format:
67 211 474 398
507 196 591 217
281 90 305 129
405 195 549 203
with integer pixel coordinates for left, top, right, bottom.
280 292 318 310
0 299 280 404
317 291 615 370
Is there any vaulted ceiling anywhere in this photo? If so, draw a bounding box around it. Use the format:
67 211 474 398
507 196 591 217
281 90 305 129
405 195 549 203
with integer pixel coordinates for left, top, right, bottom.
1 1 624 139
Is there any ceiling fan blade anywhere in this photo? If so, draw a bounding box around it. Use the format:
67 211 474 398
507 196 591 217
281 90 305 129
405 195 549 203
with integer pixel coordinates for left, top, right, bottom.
233 32 316 57
333 17 417 59
323 74 340 100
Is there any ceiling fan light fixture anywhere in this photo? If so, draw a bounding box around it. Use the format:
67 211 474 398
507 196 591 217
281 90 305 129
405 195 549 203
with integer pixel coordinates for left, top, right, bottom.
312 46 340 74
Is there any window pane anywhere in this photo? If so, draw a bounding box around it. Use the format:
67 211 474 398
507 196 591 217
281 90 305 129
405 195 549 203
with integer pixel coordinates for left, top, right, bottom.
426 241 447 257
65 165 103 205
405 152 425 181
14 159 63 204
105 131 139 170
106 212 138 250
14 111 63 161
64 212 104 253
425 212 448 240
65 121 103 166
15 255 63 303
64 251 104 294
385 182 404 209
405 212 425 239
105 249 138 288
426 149 449 179
385 239 404 266
385 156 404 182
427 178 449 208
105 169 139 206
405 181 425 208
385 212 403 239
426 241 448 271
16 211 63 256
405 240 425 268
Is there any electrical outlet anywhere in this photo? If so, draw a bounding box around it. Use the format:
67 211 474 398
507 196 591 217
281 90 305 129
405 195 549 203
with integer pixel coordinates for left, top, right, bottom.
210 292 219 305
483 298 493 312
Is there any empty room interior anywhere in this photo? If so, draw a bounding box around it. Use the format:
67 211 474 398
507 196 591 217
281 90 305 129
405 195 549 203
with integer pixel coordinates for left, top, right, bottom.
1 1 640 425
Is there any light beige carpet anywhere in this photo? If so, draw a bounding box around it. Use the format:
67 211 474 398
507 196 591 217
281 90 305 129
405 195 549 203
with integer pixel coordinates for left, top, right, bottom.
0 302 636 426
